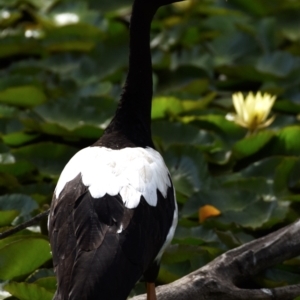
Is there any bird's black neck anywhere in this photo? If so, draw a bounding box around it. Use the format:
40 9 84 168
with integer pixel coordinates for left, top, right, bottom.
103 2 157 148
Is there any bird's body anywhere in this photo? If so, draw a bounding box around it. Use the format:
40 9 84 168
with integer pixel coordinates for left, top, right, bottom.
49 145 177 300
49 0 179 299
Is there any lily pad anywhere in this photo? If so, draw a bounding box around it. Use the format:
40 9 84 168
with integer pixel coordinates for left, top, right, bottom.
12 142 78 176
0 237 51 280
0 86 47 108
164 145 210 198
232 130 275 160
4 281 53 300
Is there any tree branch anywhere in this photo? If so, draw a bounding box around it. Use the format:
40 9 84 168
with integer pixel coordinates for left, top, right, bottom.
0 209 50 240
132 220 300 300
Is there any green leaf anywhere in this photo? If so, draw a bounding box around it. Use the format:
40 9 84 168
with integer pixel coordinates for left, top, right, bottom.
0 161 35 178
273 157 299 198
87 0 132 12
288 160 300 192
232 131 275 160
0 37 41 58
0 234 39 252
218 199 289 229
206 149 231 165
0 104 18 118
0 194 38 224
212 32 257 66
151 97 183 119
241 157 284 179
256 51 298 77
182 184 289 230
34 277 56 293
171 46 213 73
226 0 267 16
44 23 102 52
0 210 19 227
271 126 300 156
12 142 78 176
273 100 300 114
160 244 222 283
8 0 57 10
215 230 241 248
178 79 210 96
4 281 53 300
0 10 21 27
2 133 39 147
158 261 190 283
0 86 46 108
258 268 300 287
174 225 219 246
152 121 217 150
164 145 210 198
182 93 216 112
26 269 55 283
182 188 257 219
222 178 272 197
34 97 114 132
0 237 51 280
189 115 246 144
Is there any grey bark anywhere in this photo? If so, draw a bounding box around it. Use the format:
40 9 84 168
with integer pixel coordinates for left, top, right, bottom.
132 220 300 300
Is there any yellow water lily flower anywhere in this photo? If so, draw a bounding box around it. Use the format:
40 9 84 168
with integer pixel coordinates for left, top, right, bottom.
226 92 276 132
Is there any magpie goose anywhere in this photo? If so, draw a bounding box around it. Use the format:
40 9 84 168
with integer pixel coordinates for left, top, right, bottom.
49 0 180 299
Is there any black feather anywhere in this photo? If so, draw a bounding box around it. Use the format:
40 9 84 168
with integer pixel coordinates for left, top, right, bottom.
49 173 175 300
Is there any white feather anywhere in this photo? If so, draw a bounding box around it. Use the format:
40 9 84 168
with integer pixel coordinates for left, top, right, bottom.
55 147 171 208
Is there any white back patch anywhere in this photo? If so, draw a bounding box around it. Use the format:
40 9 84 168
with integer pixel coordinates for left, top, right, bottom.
55 147 171 209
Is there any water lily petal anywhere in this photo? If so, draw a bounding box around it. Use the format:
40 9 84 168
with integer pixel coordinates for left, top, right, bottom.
257 115 276 129
244 92 256 122
258 94 276 122
232 116 250 128
232 92 245 118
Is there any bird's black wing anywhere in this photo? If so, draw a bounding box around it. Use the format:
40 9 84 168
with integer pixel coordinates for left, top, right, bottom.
49 173 175 300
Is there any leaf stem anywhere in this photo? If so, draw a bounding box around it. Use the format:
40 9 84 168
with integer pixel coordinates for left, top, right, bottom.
0 209 50 240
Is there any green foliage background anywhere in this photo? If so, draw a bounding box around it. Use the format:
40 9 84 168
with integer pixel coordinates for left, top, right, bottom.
0 0 300 298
